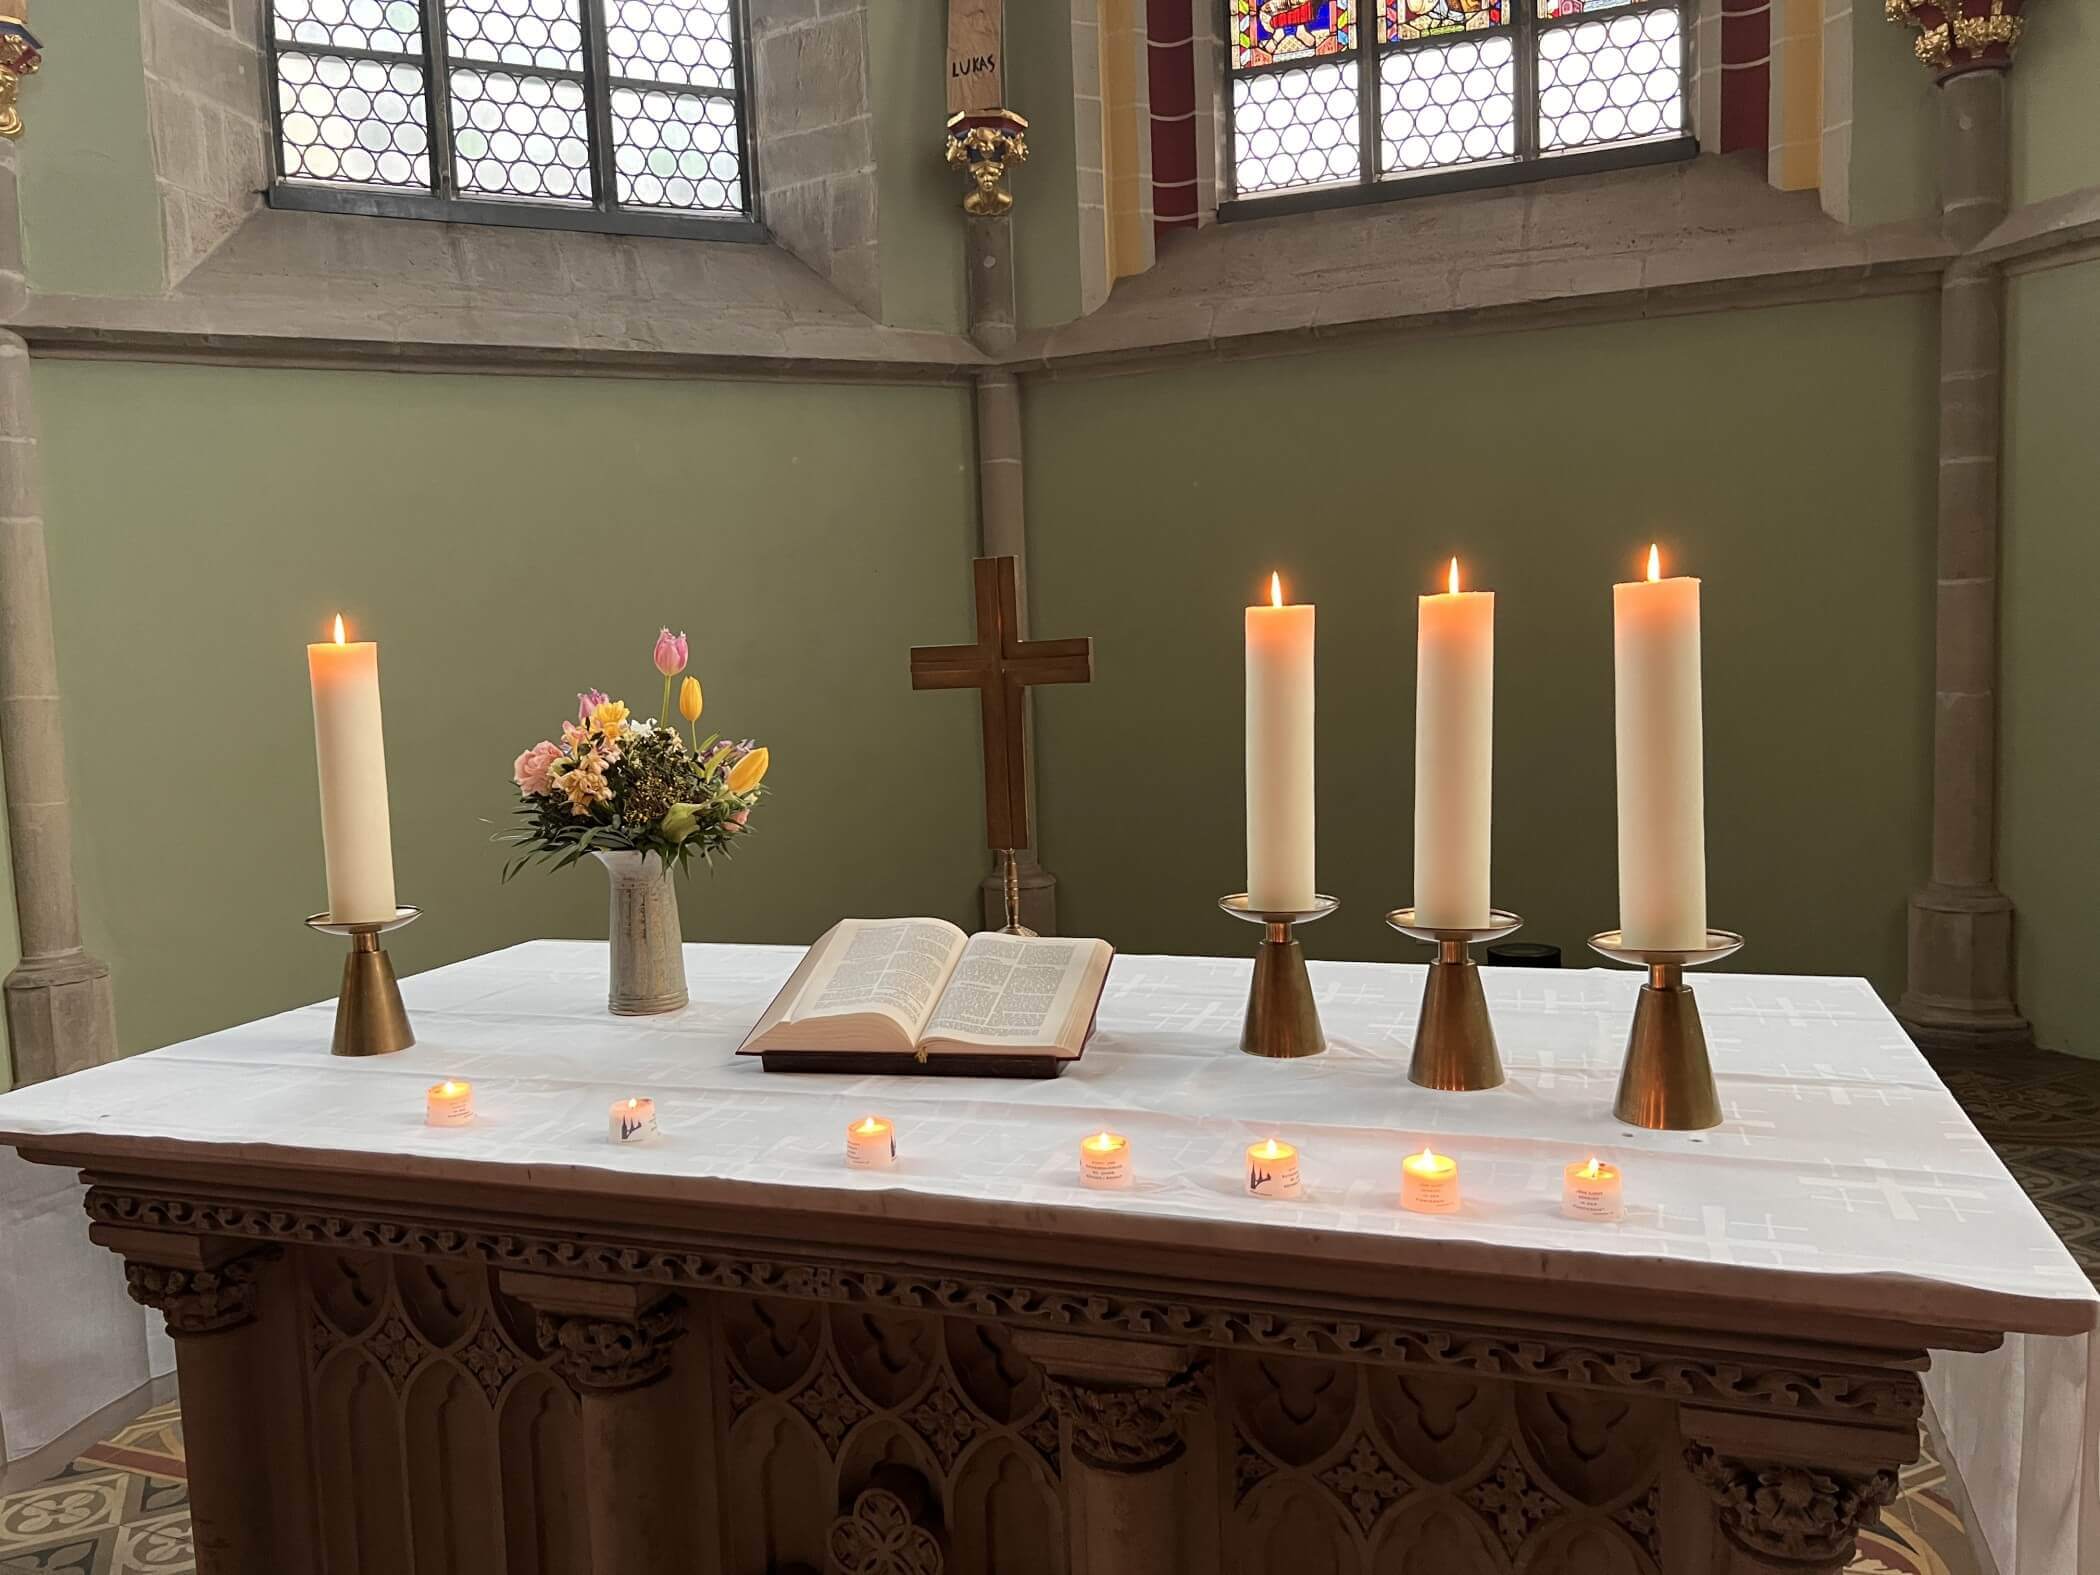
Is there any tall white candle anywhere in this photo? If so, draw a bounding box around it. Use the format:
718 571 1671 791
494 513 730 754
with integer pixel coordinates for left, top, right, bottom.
1245 573 1316 911
1613 545 1706 949
1413 558 1494 928
307 614 398 923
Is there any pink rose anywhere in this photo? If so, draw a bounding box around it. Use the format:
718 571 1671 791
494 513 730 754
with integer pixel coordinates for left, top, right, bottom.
513 740 563 796
653 629 688 678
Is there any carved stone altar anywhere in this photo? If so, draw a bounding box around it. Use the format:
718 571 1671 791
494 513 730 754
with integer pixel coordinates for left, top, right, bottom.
64 1164 1949 1575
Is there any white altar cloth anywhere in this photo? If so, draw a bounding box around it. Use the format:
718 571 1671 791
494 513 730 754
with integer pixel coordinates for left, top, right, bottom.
0 942 2091 1568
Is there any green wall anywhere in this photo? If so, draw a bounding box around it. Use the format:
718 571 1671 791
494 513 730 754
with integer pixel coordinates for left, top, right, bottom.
2012 2 2100 208
2002 259 2100 1057
1025 294 1940 1000
17 2 163 296
869 0 968 331
34 362 985 1054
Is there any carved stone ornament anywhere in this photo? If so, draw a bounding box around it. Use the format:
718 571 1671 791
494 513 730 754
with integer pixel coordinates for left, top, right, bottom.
1886 0 2031 76
1042 1364 1206 1473
1686 1442 1900 1565
944 109 1029 216
827 1484 946 1575
124 1256 268 1336
0 20 40 140
80 1189 1926 1427
533 1299 684 1392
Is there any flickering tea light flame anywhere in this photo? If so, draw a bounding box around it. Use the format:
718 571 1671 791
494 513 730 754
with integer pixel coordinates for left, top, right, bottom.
607 1094 659 1143
1400 1146 1461 1213
1646 542 1661 582
424 1079 474 1128
1448 556 1460 596
333 611 347 644
1562 1153 1624 1220
1256 1137 1286 1161
857 1116 884 1135
1244 1135 1303 1198
1269 571 1283 608
845 1114 897 1170
1079 1129 1132 1189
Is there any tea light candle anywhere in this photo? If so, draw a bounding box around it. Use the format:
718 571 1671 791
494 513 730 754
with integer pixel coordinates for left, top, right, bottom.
1245 1136 1302 1199
424 1079 473 1128
845 1115 896 1170
1400 1148 1461 1214
609 1096 659 1144
1562 1155 1624 1221
1078 1130 1132 1189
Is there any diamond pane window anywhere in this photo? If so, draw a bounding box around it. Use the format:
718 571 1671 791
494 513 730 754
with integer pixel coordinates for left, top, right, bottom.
269 0 752 233
1226 0 1685 204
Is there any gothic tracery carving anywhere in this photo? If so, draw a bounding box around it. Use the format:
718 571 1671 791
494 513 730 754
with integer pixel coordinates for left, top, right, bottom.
1685 1443 1900 1565
79 1188 1926 1427
1463 1447 1560 1556
827 1483 946 1575
1318 1435 1410 1531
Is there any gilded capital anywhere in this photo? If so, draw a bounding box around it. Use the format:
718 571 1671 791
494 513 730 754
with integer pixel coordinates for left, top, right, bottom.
0 19 38 139
945 108 1029 217
1886 0 2032 77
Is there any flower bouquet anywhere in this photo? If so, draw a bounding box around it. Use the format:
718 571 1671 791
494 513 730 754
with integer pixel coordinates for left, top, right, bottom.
500 629 772 1014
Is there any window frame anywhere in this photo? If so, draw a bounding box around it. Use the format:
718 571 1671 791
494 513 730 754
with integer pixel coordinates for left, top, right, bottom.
263 0 766 243
1218 0 1696 223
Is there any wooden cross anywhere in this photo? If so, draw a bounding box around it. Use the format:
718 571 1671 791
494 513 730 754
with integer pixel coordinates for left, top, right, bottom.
910 556 1092 853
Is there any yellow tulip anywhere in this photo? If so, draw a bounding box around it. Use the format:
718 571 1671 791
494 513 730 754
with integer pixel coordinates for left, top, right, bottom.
678 676 703 723
726 746 770 795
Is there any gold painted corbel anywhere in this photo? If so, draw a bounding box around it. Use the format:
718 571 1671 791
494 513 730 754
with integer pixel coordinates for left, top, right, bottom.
0 18 41 139
1885 0 2033 77
945 108 1029 216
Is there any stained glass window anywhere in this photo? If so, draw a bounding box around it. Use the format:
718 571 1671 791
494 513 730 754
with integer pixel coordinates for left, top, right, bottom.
268 0 751 235
1225 0 1685 203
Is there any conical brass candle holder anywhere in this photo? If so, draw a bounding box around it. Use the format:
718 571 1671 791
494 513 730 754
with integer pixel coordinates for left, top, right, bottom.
1587 928 1744 1130
306 906 420 1057
1385 907 1524 1091
1220 894 1339 1059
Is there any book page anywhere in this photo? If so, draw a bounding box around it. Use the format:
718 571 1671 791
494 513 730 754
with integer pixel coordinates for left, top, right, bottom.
796 918 968 1036
922 934 1094 1046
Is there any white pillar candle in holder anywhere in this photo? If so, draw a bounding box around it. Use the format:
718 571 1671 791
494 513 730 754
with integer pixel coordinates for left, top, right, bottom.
1078 1130 1132 1189
1562 1156 1625 1221
1401 1148 1461 1214
846 1115 896 1170
1245 1136 1302 1199
609 1096 659 1144
425 1079 473 1128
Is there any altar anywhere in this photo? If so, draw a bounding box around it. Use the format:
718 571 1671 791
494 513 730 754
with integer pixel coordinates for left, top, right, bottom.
0 941 2091 1575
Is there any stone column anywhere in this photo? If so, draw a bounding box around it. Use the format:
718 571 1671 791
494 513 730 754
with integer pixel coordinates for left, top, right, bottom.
0 124 118 1087
1677 1407 1915 1574
500 1272 692 1575
93 1230 315 1573
1889 6 2033 1051
1015 1332 1209 1575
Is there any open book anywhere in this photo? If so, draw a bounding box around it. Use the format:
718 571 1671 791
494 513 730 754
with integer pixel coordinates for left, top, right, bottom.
738 918 1115 1078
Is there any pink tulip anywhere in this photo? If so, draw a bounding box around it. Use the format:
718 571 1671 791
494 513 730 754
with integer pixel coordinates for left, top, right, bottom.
577 689 609 724
653 629 688 678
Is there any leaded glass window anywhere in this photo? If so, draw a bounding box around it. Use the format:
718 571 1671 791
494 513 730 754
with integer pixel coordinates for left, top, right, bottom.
1225 0 1687 210
267 0 752 238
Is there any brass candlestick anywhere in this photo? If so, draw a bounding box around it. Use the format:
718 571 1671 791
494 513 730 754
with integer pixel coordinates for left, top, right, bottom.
996 848 1035 938
1384 907 1524 1091
1587 928 1744 1131
1220 894 1339 1059
305 906 420 1058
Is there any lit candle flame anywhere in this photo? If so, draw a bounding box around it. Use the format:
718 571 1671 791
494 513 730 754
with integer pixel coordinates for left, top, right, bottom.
1582 1156 1603 1180
1448 556 1460 596
332 612 347 645
1646 543 1661 583
1086 1130 1119 1152
1418 1147 1435 1164
857 1116 883 1135
626 1098 639 1111
1269 571 1283 608
440 1081 463 1097
1256 1138 1283 1160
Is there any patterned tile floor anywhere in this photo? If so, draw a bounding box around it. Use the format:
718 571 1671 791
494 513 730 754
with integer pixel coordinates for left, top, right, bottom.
0 1045 2091 1574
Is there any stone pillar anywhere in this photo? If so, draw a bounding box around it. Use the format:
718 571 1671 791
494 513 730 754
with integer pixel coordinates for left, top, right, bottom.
94 1230 315 1573
1678 1408 1914 1574
1015 1332 1208 1575
1891 12 2032 1051
501 1272 692 1575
